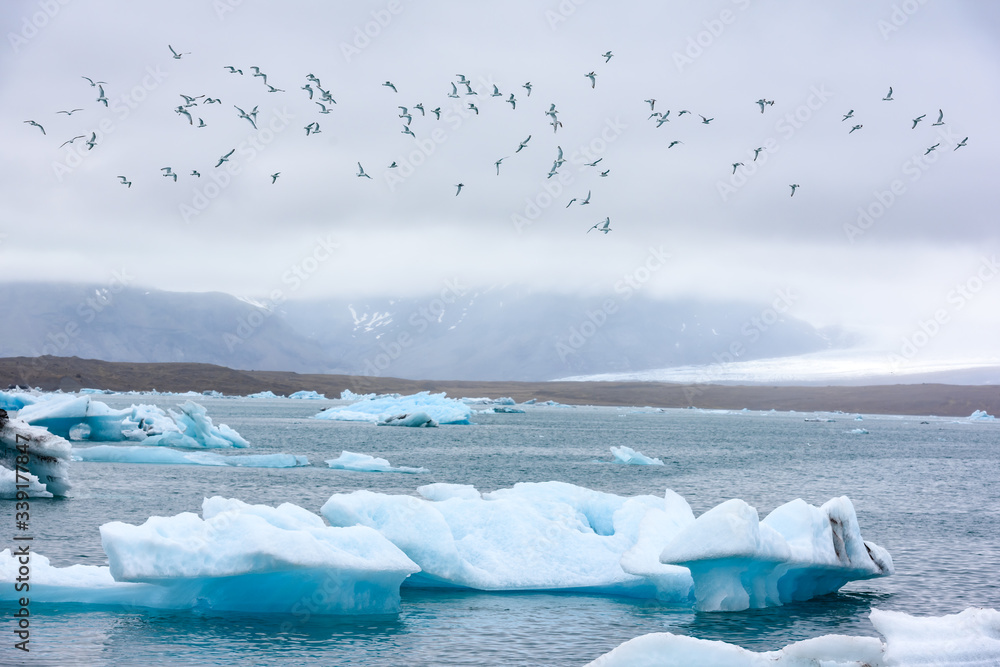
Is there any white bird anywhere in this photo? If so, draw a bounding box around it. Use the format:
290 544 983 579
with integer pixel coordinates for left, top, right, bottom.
645 99 656 110
924 143 940 155
224 66 243 75
175 106 193 125
677 110 691 116
700 115 713 124
491 85 502 97
316 102 332 114
732 162 744 174
235 105 257 129
383 81 397 92
463 81 476 95
96 85 108 107
204 97 221 104
265 84 284 93
23 120 45 135
168 44 190 59
588 217 611 234
523 82 532 96
753 147 764 161
516 135 531 152
655 116 670 128
506 94 516 109
468 103 478 115
554 146 565 167
448 82 459 98
81 76 106 87
270 172 280 184
882 86 894 101
56 109 83 116
85 132 97 150
585 71 596 88
431 107 442 119
302 84 314 99
59 135 85 147
215 148 235 167
599 169 609 177
197 118 206 128
585 158 603 167
842 110 854 121
304 122 321 135
850 124 863 134
414 103 425 116
790 184 800 197
495 157 506 175
161 167 177 181
932 109 945 126
602 51 613 62
580 190 592 205
402 125 416 137
455 183 464 196
954 137 968 150
357 162 372 179
191 170 201 177
565 198 577 207
550 119 562 133
668 140 682 148
911 115 925 129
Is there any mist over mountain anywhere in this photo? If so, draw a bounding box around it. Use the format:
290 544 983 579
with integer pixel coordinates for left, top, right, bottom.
0 283 853 381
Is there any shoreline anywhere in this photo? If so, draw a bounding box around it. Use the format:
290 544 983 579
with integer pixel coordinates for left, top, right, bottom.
2 356 998 417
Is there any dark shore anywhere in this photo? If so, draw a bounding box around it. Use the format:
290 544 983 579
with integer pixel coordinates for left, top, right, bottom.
1 356 998 417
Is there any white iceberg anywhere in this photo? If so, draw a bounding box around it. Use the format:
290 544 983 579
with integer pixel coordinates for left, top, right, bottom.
378 412 438 427
969 410 996 421
73 446 308 468
321 482 891 609
0 412 72 496
326 451 428 474
659 496 893 612
143 401 249 449
586 607 1000 667
848 428 869 434
246 390 279 399
0 390 42 411
314 391 472 425
0 465 52 499
289 390 326 400
610 446 664 466
340 389 377 401
0 498 420 615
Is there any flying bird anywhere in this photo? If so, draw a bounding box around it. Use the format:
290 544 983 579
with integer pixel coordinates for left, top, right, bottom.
235 105 257 129
389 162 398 168
96 85 108 106
81 76 106 87
882 86 894 101
455 183 464 196
431 107 442 119
911 115 925 129
265 84 284 93
677 110 691 116
215 148 235 167
655 116 670 128
316 102 333 114
357 163 372 179
580 190 592 205
602 51 613 62
204 98 221 104
599 169 610 177
588 217 611 234
700 115 713 124
495 157 506 175
401 125 416 137
56 109 83 116
302 84 314 99
668 140 682 148
448 83 459 98
523 82 532 96
161 167 177 181
585 158 603 167
565 198 577 207
84 132 97 150
756 99 768 113
463 81 476 96
506 93 516 109
516 135 531 152
383 81 397 92
59 135 86 147
191 170 201 177
468 103 479 115
753 147 764 161
168 45 190 59
954 137 968 150
550 119 563 133
117 176 131 188
924 143 940 155
732 162 743 174
304 122 321 135
175 106 193 124
224 66 243 75
414 103 425 115
842 110 854 121
850 124 863 133
932 109 945 126
270 172 280 184
645 99 656 110
23 120 45 134
790 184 800 197
491 85 502 97
197 118 206 128
585 71 596 88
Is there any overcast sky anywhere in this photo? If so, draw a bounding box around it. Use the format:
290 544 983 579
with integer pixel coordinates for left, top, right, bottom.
2 0 998 367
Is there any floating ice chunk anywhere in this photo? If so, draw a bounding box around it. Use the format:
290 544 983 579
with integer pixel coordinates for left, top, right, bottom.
872 606 1000 665
18 395 130 440
326 451 428 473
0 465 52 498
315 391 472 425
340 389 376 401
585 631 884 666
610 446 664 466
855 415 864 421
0 412 72 496
142 401 249 449
848 428 869 434
618 490 696 600
73 445 308 468
461 396 516 406
969 410 996 421
321 481 679 598
378 412 438 427
289 390 326 400
0 390 42 411
489 406 525 413
246 390 279 399
660 496 892 612
587 607 1000 666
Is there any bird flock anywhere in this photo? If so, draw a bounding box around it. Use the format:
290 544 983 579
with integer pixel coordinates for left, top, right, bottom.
21 46 970 234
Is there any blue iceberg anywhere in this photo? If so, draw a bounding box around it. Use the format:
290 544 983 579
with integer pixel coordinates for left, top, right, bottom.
314 391 472 425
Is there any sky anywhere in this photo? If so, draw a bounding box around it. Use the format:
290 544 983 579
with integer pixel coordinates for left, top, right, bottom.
2 0 999 372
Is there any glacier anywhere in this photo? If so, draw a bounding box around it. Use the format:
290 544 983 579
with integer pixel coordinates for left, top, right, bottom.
73 445 309 468
586 607 1000 666
320 482 891 609
0 410 72 496
326 451 428 474
610 446 664 466
314 391 472 425
0 498 419 615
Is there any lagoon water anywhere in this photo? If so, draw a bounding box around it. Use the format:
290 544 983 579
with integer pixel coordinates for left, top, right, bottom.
6 397 999 665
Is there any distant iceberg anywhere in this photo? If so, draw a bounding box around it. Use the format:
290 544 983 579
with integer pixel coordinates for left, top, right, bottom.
587 607 1000 666
73 446 308 468
0 498 419 615
610 446 664 466
245 390 279 399
321 482 891 610
289 390 326 400
848 428 870 434
314 391 472 425
378 412 438 427
969 410 996 421
326 451 428 474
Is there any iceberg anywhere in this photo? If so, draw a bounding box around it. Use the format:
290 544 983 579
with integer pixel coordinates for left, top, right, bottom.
0 465 51 499
289 390 327 400
848 428 869 434
17 394 130 441
314 391 472 425
0 498 420 615
246 390 280 398
0 390 42 411
659 496 893 612
0 410 72 496
321 482 891 609
378 412 438 427
73 445 309 468
610 446 664 466
586 607 1000 666
969 410 996 421
144 401 249 448
326 451 428 474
